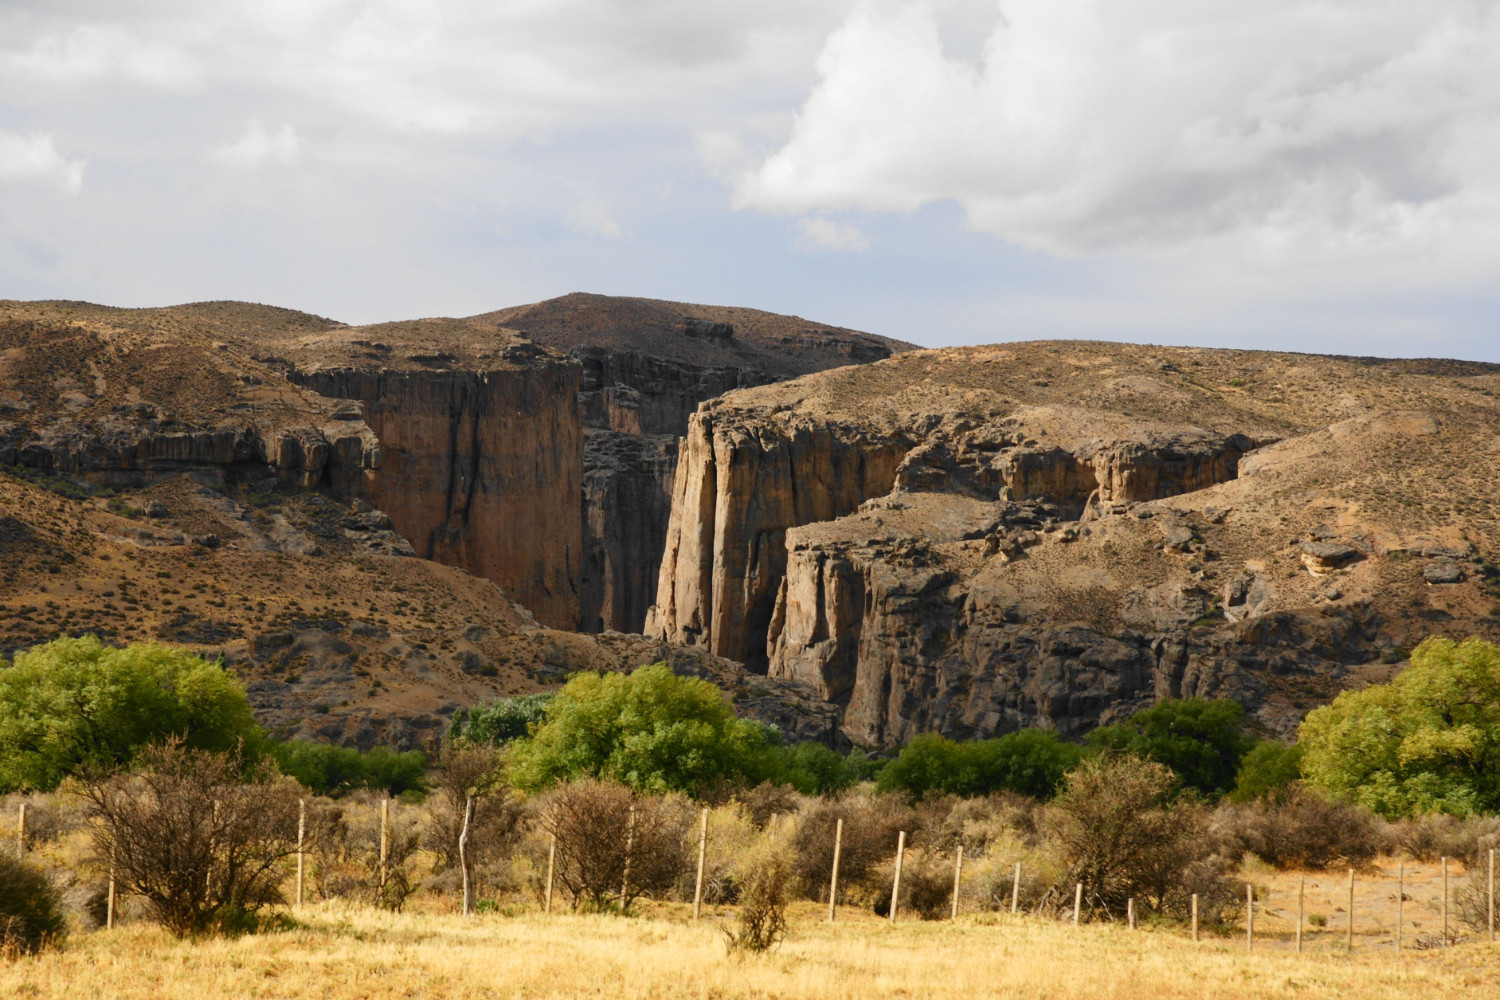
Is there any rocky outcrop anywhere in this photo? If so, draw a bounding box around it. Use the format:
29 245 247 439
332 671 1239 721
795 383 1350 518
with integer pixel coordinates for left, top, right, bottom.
581 430 677 633
289 359 584 631
647 410 914 669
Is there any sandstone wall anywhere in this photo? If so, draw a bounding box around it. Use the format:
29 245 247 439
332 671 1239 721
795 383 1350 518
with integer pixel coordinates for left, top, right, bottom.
294 364 584 631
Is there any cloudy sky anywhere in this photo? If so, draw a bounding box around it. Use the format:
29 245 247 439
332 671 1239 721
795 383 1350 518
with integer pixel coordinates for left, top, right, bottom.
4 1 1500 360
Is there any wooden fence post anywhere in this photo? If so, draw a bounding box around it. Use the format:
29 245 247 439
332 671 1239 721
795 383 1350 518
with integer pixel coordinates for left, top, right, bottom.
458 795 475 916
544 833 556 914
693 807 708 921
1246 883 1254 952
1442 856 1449 948
1396 863 1403 953
889 831 906 924
1297 876 1305 954
1127 897 1136 930
16 802 26 858
620 804 636 909
950 847 964 920
827 818 843 923
106 847 117 931
1191 894 1199 942
379 797 390 894
1073 883 1082 926
1346 868 1354 952
296 798 306 908
1011 862 1021 915
1489 848 1495 943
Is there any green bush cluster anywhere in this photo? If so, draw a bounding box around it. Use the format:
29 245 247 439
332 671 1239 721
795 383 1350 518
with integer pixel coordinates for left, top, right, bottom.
266 741 427 797
875 730 1082 800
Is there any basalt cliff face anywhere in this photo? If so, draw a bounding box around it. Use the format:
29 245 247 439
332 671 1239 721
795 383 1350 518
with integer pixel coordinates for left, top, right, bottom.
650 343 1500 742
487 294 912 633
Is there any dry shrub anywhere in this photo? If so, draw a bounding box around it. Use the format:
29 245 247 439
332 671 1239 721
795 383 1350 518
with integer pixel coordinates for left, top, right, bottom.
306 794 425 911
1041 756 1235 923
735 783 807 830
0 853 66 956
1213 784 1389 870
540 780 690 910
81 740 302 936
422 741 523 898
1453 866 1497 935
674 802 760 905
723 837 794 952
933 793 1041 854
871 848 956 920
1390 813 1500 866
792 792 914 903
2 792 87 849
957 848 1055 914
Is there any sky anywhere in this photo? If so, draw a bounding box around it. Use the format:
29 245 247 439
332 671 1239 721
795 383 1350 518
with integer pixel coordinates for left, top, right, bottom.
3 0 1500 360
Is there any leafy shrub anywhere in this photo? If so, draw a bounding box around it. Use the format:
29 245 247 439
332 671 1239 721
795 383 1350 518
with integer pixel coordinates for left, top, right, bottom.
0 637 264 792
508 664 784 795
267 740 427 797
539 780 690 910
1231 742 1305 802
723 837 794 952
1086 699 1256 798
81 740 302 936
1212 784 1388 869
876 730 1082 800
1299 636 1500 818
453 693 555 744
1041 756 1235 922
777 742 863 795
0 853 66 955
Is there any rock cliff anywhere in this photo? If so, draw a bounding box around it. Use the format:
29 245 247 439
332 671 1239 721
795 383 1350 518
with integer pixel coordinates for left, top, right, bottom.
651 342 1500 741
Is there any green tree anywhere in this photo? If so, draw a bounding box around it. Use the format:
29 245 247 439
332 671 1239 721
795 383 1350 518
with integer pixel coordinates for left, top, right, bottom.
1086 698 1255 797
1299 636 1500 818
0 636 262 792
876 729 1082 800
506 663 782 795
1231 741 1305 802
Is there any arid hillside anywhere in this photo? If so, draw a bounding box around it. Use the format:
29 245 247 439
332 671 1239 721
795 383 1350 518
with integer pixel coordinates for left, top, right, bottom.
648 341 1500 743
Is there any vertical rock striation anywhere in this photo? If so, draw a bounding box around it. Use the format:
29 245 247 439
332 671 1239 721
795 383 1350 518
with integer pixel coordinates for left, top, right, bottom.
290 358 584 631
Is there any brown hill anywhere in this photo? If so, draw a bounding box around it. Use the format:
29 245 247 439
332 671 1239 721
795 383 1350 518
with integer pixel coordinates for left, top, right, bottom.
648 341 1500 742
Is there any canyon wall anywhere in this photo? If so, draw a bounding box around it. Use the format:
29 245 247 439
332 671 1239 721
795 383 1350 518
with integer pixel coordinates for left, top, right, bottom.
291 359 584 631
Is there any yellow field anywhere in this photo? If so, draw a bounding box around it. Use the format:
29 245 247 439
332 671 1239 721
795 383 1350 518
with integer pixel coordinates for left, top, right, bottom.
4 898 1497 1000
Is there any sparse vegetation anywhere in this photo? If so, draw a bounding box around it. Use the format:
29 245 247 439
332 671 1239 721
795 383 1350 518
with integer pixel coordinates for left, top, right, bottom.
0 852 66 956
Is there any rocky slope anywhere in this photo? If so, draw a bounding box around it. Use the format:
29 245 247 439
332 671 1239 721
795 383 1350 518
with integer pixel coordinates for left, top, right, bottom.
649 343 1500 742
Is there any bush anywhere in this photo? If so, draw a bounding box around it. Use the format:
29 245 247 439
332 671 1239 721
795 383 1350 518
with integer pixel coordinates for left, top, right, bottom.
1389 813 1500 865
1212 784 1388 869
422 741 521 882
508 664 784 796
792 792 914 903
873 848 955 920
1232 742 1305 802
268 740 427 797
301 794 425 910
0 637 264 792
0 853 66 955
539 780 690 910
453 693 554 744
723 837 794 952
778 742 862 795
81 740 302 936
1299 636 1500 818
1086 699 1256 798
877 730 1082 801
1041 755 1235 921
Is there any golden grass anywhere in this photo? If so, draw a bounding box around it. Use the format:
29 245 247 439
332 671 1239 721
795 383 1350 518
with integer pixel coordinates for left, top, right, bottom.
4 900 1497 1000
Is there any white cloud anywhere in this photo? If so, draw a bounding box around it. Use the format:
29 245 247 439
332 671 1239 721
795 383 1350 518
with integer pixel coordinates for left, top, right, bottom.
735 1 1500 284
797 215 869 251
209 120 300 169
1 23 200 88
0 127 83 193
567 201 622 239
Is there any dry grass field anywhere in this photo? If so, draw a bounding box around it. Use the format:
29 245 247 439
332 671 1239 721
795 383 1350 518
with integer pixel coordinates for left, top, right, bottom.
4 892 1497 1000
